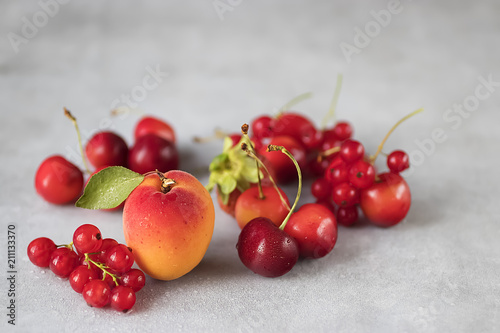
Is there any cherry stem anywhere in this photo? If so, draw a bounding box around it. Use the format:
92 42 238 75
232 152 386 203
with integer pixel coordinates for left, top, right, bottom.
84 253 119 287
370 108 424 163
240 124 264 200
267 145 302 231
156 170 176 194
64 108 92 174
193 128 228 143
278 92 313 113
241 143 290 211
321 74 343 129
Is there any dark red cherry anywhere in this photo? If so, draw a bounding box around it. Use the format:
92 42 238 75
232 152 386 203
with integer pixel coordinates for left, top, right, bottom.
85 131 128 168
128 134 179 174
236 217 299 277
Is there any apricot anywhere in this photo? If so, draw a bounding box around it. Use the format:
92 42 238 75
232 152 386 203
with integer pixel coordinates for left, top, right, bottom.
123 170 215 280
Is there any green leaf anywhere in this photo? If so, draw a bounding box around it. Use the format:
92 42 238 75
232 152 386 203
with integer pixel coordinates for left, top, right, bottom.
75 166 144 210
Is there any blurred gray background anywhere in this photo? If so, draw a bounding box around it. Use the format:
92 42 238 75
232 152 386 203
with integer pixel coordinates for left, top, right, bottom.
1 1 499 332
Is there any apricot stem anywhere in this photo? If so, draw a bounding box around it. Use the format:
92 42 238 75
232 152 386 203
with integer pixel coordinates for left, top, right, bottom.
156 170 176 193
370 108 424 163
64 108 91 174
321 74 343 129
241 143 290 211
279 92 313 112
267 145 302 231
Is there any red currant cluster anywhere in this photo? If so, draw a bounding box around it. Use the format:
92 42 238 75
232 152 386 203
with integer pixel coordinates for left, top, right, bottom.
312 141 410 227
27 224 146 312
35 110 178 206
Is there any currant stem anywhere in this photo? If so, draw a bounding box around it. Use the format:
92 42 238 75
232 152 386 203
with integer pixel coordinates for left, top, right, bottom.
241 143 290 211
56 242 74 250
321 74 343 129
318 146 341 161
370 108 424 163
267 145 302 231
84 253 119 287
64 108 92 174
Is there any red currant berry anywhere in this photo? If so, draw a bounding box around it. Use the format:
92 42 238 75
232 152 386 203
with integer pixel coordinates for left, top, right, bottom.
49 247 79 278
321 126 344 152
69 265 99 293
336 206 359 227
27 237 57 267
134 116 176 144
105 244 135 274
340 139 364 164
120 269 146 292
332 182 359 207
348 160 376 189
332 121 353 141
85 131 128 169
324 156 349 185
110 286 136 312
311 178 331 200
73 224 102 254
128 134 179 174
387 150 410 173
251 115 274 139
97 238 119 262
35 155 84 204
82 279 111 308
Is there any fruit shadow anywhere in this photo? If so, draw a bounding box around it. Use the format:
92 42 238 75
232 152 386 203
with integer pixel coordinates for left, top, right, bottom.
132 233 248 312
177 142 210 179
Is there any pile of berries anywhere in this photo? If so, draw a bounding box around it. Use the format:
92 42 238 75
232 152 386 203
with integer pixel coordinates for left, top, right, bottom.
34 110 178 206
27 224 146 312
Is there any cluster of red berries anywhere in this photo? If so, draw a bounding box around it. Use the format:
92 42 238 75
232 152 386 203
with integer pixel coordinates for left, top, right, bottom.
207 103 419 277
312 142 411 228
34 110 178 206
27 224 145 312
245 110 414 228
